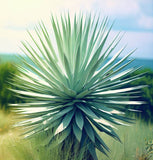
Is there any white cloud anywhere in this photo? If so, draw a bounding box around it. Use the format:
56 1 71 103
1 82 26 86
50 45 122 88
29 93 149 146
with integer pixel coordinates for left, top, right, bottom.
0 28 26 53
0 0 93 53
138 14 153 29
0 0 146 29
0 0 93 28
92 0 140 17
111 31 153 59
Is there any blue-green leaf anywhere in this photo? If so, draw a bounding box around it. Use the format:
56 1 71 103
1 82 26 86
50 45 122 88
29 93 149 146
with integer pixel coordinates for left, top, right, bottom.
54 109 75 135
84 119 95 143
73 122 82 142
75 110 84 130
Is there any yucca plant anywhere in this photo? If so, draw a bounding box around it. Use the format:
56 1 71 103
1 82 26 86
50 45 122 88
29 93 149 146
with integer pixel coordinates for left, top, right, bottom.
11 13 146 160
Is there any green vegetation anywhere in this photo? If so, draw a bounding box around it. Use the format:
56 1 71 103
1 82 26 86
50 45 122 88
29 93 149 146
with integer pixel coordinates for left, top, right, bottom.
98 119 153 160
0 111 153 160
0 62 23 110
136 139 153 160
127 68 153 122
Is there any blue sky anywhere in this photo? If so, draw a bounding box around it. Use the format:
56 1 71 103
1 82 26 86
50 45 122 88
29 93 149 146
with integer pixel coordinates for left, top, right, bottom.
0 0 153 59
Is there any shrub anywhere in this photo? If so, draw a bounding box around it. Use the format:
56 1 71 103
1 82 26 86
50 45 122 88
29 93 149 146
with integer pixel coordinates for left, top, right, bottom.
136 139 153 160
0 62 22 110
12 13 145 160
127 68 153 122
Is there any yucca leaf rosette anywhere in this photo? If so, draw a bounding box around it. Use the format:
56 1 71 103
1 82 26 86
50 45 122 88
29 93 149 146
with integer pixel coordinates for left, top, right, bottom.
11 14 145 159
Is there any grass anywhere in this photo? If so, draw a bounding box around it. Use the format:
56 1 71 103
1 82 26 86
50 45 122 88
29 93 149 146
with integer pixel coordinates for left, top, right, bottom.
0 110 153 160
97 119 153 160
0 110 85 160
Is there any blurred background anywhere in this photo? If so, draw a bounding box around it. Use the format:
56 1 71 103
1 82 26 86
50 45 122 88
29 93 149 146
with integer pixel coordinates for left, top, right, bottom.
0 0 153 160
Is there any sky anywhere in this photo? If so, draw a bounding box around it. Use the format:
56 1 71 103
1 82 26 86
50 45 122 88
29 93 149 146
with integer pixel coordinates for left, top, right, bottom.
0 0 153 59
